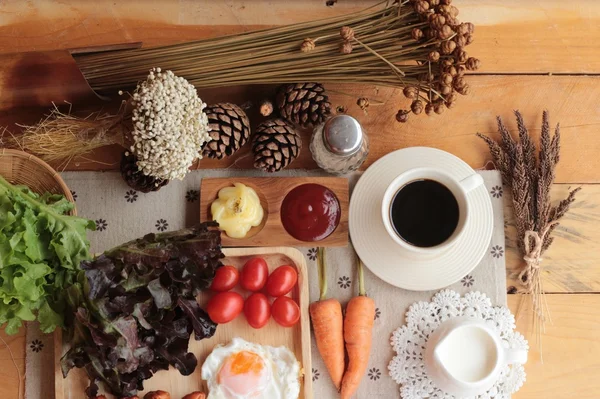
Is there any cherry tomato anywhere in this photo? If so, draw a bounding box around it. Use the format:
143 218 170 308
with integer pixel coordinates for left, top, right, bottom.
244 292 271 329
265 265 298 297
271 296 300 327
210 265 239 292
240 257 269 292
207 292 244 324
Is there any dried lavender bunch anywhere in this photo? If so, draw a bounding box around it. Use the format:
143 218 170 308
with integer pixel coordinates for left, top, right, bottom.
477 111 580 327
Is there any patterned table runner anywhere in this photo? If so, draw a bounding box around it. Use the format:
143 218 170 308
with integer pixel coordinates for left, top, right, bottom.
24 169 506 399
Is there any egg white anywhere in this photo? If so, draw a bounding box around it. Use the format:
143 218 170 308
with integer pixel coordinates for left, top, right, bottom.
201 337 301 399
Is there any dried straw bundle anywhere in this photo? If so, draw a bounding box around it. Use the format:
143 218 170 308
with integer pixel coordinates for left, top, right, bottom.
74 0 479 118
7 103 128 170
478 111 580 349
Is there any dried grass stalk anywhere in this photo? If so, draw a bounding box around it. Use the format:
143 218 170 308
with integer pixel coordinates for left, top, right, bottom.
5 103 127 169
478 110 580 352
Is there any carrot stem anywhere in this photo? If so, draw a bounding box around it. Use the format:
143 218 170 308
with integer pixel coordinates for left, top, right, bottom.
357 255 366 296
318 247 328 300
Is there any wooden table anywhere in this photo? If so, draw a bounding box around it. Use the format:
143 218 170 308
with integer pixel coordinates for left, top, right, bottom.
1 1 599 398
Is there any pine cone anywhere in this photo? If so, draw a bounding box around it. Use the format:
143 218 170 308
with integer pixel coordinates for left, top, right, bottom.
252 119 301 172
120 152 169 193
202 103 251 159
276 83 331 128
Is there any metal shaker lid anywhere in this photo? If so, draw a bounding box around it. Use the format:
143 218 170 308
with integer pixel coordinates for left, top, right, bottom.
322 115 363 156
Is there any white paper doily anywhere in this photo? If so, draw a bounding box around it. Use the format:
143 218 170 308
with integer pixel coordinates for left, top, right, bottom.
388 290 528 399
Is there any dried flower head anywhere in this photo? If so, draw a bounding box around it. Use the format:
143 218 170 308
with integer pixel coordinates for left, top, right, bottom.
434 101 446 114
440 84 453 95
454 34 467 47
441 72 453 85
339 41 353 54
403 86 419 100
300 38 316 52
441 40 457 54
428 51 441 62
414 0 429 14
431 15 446 30
466 57 481 71
457 23 470 35
411 28 424 41
457 65 467 76
426 28 437 40
357 97 370 111
429 0 440 6
447 65 458 76
454 48 468 62
441 58 454 68
340 26 355 41
130 68 210 181
438 5 452 15
453 75 466 89
463 22 475 34
445 92 458 108
411 100 424 115
395 109 410 123
465 33 474 45
456 83 471 95
425 103 435 115
438 25 454 40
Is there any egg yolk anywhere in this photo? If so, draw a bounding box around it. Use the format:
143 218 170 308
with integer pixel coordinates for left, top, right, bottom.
218 351 270 398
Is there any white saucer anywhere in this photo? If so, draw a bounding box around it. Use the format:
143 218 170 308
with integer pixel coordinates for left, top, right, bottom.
349 147 493 291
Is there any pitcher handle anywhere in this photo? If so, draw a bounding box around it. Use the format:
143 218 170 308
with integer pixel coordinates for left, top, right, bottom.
459 174 484 194
505 347 528 365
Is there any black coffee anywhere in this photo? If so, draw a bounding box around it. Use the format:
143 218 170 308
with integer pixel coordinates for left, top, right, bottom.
390 179 459 248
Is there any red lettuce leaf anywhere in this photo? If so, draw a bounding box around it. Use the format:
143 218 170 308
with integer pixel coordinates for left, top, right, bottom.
61 223 222 397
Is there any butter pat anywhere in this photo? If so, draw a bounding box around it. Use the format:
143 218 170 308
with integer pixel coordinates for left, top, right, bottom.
211 183 264 238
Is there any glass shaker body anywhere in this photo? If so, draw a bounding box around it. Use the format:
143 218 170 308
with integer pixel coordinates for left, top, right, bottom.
310 115 369 175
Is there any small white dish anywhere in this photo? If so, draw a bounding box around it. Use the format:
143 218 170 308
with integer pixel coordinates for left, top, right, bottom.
349 147 493 291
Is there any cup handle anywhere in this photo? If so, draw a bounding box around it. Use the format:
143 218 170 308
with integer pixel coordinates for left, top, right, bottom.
459 174 484 193
505 347 528 365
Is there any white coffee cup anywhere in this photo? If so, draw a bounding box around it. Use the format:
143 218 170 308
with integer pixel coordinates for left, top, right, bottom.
381 167 484 254
425 316 528 397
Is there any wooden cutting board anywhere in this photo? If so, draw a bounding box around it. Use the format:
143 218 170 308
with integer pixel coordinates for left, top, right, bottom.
200 177 349 247
55 247 312 399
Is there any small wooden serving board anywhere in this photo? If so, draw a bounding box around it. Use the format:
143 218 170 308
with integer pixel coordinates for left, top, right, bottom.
200 177 349 247
55 247 313 399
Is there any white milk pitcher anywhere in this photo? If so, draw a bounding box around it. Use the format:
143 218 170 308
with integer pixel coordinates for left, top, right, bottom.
424 316 527 397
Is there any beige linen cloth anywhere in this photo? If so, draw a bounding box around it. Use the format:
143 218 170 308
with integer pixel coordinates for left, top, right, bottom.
24 169 506 399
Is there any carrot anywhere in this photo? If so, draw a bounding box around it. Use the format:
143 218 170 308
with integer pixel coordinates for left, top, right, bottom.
340 255 375 399
309 247 345 391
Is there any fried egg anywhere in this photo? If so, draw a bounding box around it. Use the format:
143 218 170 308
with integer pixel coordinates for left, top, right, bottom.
201 337 301 399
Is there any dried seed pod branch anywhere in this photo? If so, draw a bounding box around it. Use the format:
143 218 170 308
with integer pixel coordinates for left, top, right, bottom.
74 2 479 120
478 111 580 351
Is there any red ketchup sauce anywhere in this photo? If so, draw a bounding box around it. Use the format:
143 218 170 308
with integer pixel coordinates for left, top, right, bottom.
281 184 341 242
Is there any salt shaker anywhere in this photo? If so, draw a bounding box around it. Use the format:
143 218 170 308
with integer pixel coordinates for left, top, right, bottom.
309 115 369 175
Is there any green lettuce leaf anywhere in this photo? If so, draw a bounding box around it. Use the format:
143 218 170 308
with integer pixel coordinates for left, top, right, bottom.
0 175 94 335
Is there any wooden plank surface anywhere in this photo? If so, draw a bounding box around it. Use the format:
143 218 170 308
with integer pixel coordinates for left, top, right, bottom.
510 294 600 399
2 76 600 184
0 0 599 398
1 1 600 74
505 184 600 294
0 329 25 399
